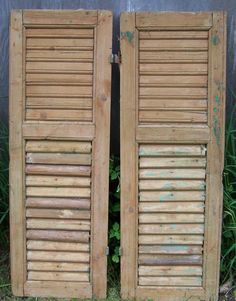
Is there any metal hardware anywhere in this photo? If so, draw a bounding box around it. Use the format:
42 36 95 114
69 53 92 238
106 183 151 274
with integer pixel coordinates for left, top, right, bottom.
105 246 109 256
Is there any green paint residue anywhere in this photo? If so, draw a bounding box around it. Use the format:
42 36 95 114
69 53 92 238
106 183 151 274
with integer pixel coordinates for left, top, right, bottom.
212 35 220 45
120 31 134 44
160 192 174 201
213 115 221 146
215 95 220 103
213 107 218 113
146 171 156 177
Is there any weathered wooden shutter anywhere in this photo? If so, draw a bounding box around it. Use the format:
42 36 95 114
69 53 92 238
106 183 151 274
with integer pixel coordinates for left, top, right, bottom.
10 10 112 298
121 12 226 300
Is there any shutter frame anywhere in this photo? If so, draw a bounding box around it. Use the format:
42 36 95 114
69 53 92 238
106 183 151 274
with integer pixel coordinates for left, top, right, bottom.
120 11 226 301
10 9 112 298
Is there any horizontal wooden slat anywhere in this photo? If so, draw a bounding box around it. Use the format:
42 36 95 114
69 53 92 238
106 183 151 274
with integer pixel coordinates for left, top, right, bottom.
26 74 93 85
26 187 91 198
140 63 207 75
139 201 205 213
139 110 207 124
139 145 206 157
139 31 208 40
27 240 89 252
26 28 94 38
137 126 210 143
24 281 92 299
139 179 205 191
26 153 91 165
139 191 205 202
26 208 90 219
26 97 93 109
139 99 207 111
139 254 202 265
139 168 206 179
139 276 202 287
26 197 90 209
139 245 202 255
139 213 204 224
23 10 98 25
136 283 205 300
28 261 89 272
140 87 207 99
26 175 91 187
139 75 208 87
26 109 92 121
26 62 92 74
27 250 89 263
26 85 92 97
26 50 93 62
139 202 204 213
26 37 93 49
139 224 204 234
139 265 203 276
139 158 206 169
27 218 90 231
139 51 208 63
139 235 203 245
23 124 95 140
136 12 212 28
26 164 91 176
26 140 91 153
26 230 89 243
140 39 208 51
28 271 89 282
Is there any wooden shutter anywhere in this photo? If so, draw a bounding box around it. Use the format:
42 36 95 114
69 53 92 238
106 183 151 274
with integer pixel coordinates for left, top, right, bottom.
121 12 226 301
9 10 112 298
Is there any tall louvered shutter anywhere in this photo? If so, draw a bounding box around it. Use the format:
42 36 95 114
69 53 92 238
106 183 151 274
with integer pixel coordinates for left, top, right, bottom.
10 10 112 298
121 12 226 300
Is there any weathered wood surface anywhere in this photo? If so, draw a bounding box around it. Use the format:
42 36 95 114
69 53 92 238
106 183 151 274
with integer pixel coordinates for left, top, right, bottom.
121 11 226 301
10 9 112 299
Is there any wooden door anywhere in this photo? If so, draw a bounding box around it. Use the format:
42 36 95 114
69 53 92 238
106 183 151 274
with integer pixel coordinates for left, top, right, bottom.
9 10 112 298
120 12 226 301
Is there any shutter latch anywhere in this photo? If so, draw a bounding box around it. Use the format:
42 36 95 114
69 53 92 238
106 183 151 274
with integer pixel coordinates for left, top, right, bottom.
110 53 121 64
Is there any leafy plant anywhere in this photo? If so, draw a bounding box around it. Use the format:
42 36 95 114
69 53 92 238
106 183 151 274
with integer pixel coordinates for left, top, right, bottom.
108 155 120 279
221 100 236 284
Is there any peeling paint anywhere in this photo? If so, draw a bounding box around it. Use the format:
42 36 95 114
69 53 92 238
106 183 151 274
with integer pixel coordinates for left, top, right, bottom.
213 115 221 146
212 34 220 45
215 80 225 92
120 31 134 44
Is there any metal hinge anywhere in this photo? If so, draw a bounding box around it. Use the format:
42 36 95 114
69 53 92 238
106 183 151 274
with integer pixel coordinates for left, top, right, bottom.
105 246 109 256
110 52 121 64
119 247 123 256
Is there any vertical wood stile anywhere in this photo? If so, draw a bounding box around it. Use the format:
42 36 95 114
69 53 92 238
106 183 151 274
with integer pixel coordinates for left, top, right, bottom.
92 10 112 299
9 10 24 296
120 12 137 299
204 11 227 300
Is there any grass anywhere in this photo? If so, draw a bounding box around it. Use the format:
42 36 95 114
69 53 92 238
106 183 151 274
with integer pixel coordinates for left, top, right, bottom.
221 101 236 284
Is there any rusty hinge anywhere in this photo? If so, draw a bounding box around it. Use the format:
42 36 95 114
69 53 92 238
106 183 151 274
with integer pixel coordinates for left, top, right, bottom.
110 52 121 64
